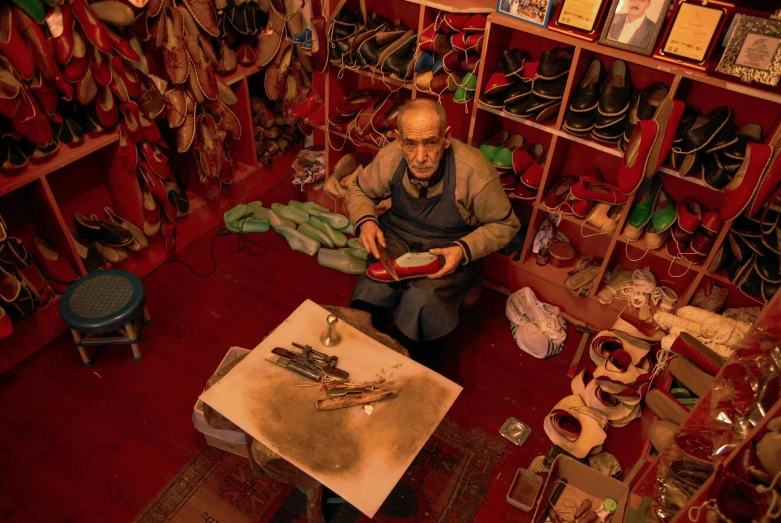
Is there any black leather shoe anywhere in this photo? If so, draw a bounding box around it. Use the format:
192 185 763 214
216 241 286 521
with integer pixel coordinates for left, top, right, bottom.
742 269 764 298
516 94 558 117
357 36 389 67
728 232 752 263
673 105 702 144
58 117 84 145
598 59 633 117
756 253 781 283
732 215 763 237
568 59 605 113
502 81 531 105
536 46 574 80
703 153 735 190
533 76 567 99
480 90 506 108
675 106 733 154
763 280 778 301
591 121 625 144
708 244 734 273
74 212 134 246
383 35 417 79
594 111 625 130
728 252 756 284
762 229 780 254
0 137 28 173
80 109 105 135
500 48 528 77
624 82 669 140
722 123 762 160
563 110 595 134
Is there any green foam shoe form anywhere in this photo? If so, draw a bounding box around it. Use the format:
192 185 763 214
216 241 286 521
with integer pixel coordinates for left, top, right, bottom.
347 237 363 249
246 203 295 229
337 222 355 235
288 200 331 215
11 0 45 22
224 203 253 225
318 248 366 275
298 222 334 248
340 246 368 261
271 203 310 225
309 216 347 247
307 208 349 229
226 217 270 233
276 225 319 256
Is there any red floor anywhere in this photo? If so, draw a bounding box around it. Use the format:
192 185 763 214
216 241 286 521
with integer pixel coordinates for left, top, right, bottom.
0 179 643 522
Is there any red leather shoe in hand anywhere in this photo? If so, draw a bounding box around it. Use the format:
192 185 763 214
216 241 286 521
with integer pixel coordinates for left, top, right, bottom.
366 252 441 282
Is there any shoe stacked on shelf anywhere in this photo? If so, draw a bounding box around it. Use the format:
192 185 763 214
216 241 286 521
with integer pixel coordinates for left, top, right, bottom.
414 12 486 103
477 131 545 197
480 46 573 123
214 0 264 70
327 89 403 148
251 96 302 165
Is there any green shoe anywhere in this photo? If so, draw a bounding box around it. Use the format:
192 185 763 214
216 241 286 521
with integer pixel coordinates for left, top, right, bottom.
318 248 366 275
491 135 525 169
478 131 510 162
226 217 270 233
347 238 363 249
650 191 676 233
309 216 348 247
298 222 334 248
462 72 477 90
624 176 662 240
11 0 45 22
340 246 368 261
288 200 330 215
276 225 320 256
337 222 355 236
247 202 295 229
271 203 310 225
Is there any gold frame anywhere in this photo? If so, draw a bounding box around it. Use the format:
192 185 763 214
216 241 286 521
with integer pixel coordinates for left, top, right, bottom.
716 14 781 87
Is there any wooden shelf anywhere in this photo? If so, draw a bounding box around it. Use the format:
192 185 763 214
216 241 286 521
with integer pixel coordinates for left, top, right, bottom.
478 103 558 136
328 128 381 151
222 63 261 86
618 235 698 273
557 131 623 158
345 67 413 90
407 0 495 13
0 132 119 198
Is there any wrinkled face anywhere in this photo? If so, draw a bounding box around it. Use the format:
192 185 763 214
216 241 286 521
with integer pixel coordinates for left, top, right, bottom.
627 0 651 19
397 109 451 179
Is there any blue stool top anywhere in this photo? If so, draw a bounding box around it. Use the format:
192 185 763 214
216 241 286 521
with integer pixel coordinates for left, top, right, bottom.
59 270 145 334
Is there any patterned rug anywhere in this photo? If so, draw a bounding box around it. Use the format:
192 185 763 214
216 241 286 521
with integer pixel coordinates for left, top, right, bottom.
138 419 505 523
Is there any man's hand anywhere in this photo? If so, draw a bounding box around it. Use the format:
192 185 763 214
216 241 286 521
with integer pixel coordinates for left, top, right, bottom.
428 246 464 279
359 221 386 259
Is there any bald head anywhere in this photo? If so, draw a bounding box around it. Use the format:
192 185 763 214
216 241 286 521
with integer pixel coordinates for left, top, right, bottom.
397 99 448 136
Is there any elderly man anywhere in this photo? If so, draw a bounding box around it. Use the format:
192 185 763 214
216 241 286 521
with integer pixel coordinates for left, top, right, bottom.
607 0 656 47
346 99 520 367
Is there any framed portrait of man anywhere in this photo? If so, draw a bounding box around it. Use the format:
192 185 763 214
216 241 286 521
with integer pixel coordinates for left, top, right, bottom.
496 0 555 28
599 0 673 55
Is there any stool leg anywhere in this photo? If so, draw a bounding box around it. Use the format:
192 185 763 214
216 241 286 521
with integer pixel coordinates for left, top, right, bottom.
143 304 151 324
125 321 142 361
71 329 92 367
305 485 325 523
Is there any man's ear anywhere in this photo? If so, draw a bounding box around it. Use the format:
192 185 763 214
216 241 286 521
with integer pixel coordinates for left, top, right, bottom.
443 126 452 148
394 129 401 146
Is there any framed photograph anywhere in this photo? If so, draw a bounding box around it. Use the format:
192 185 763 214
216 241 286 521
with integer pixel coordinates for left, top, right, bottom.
716 14 781 86
496 0 555 28
598 0 673 56
549 0 611 41
654 0 733 70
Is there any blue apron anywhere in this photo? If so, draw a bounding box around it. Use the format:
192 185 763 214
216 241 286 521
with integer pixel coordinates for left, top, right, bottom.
350 146 482 341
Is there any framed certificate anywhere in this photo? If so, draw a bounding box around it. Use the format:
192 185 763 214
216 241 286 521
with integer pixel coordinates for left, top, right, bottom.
654 0 734 70
598 0 673 55
716 14 781 86
549 0 611 41
496 0 555 28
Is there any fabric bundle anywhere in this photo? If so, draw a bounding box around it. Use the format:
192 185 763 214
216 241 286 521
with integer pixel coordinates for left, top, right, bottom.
505 287 567 359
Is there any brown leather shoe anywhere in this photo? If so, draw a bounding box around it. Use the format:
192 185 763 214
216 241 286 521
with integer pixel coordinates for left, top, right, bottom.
187 62 204 103
216 76 238 106
236 43 256 65
216 40 236 74
181 0 219 37
136 71 164 118
163 6 188 84
185 33 217 99
256 3 284 69
164 85 187 128
251 97 274 128
176 91 196 152
204 98 241 140
195 113 225 178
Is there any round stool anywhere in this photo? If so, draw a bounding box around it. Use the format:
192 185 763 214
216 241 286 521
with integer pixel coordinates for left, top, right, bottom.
59 269 151 367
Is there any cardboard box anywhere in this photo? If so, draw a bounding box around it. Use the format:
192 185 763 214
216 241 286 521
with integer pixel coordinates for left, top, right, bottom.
193 347 250 458
531 456 629 523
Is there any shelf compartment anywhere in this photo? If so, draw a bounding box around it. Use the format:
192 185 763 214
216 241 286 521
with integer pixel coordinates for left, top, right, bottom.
416 91 473 143
694 275 765 309
478 104 558 136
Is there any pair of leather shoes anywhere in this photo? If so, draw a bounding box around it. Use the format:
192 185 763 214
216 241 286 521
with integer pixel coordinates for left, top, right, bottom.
587 60 634 145
563 59 606 135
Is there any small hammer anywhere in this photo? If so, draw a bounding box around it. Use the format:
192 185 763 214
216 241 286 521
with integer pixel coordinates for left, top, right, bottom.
560 312 597 379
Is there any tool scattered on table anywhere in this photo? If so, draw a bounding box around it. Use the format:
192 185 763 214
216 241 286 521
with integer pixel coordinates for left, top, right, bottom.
266 342 350 382
316 389 397 411
320 314 341 346
376 244 400 281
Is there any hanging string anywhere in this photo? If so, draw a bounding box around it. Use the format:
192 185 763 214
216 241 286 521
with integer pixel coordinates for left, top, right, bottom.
624 240 651 262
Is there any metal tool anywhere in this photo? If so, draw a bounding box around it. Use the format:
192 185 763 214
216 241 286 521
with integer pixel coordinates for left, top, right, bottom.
561 313 597 379
376 244 400 281
320 314 341 346
267 342 350 382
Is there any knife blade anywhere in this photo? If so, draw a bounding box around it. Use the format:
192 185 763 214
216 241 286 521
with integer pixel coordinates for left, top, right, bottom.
376 244 399 281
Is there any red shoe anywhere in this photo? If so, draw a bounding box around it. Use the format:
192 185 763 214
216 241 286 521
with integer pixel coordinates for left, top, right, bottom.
509 182 537 201
450 32 468 52
307 103 325 126
96 86 118 128
138 161 177 222
140 183 161 236
0 7 34 80
617 119 659 194
483 72 513 96
648 98 684 173
47 4 74 67
676 197 703 234
418 24 436 51
140 141 172 179
118 124 137 172
0 307 11 339
442 51 462 73
15 8 64 87
463 14 486 31
701 209 722 234
28 72 58 116
442 13 470 32
110 55 141 98
465 34 483 52
63 27 88 83
139 112 162 143
720 142 773 222
570 179 628 204
88 44 111 86
122 101 144 142
748 147 781 217
30 236 79 294
370 99 400 132
104 25 139 62
290 88 321 119
670 333 724 376
542 176 577 211
70 0 112 54
366 252 441 282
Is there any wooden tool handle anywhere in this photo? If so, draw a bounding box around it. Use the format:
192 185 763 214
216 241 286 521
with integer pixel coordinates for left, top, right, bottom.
566 332 590 379
316 389 397 411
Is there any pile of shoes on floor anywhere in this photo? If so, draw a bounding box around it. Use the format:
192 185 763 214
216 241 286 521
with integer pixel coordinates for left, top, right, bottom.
223 200 368 274
477 131 545 197
0 0 166 174
328 2 417 82
251 97 302 165
328 90 403 148
598 266 679 319
480 46 573 123
414 13 486 102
